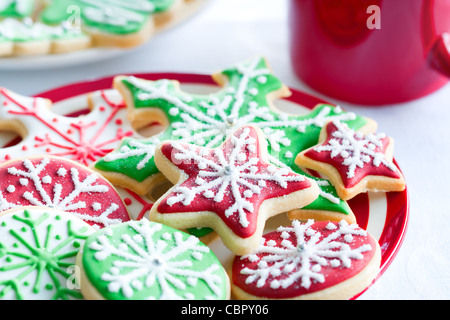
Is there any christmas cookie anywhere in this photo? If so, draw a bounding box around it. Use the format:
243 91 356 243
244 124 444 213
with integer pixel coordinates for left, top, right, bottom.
0 155 131 229
0 0 203 57
94 57 374 224
39 0 157 49
149 125 320 255
295 120 405 200
0 87 139 165
0 206 96 300
77 218 230 300
0 0 91 57
230 219 381 300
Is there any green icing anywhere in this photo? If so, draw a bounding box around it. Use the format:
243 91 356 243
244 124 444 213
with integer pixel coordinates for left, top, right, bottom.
40 0 174 35
0 0 177 47
0 209 93 300
0 0 34 18
187 227 215 238
82 219 229 300
95 57 368 217
141 0 176 13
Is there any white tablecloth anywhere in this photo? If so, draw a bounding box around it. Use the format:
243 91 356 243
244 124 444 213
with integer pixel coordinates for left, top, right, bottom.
0 0 448 300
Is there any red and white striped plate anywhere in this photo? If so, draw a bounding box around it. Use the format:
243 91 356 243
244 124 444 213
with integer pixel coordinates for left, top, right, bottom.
0 73 409 299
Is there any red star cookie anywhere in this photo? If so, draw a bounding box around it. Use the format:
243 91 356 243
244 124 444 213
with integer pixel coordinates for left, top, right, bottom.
296 120 405 200
149 125 320 255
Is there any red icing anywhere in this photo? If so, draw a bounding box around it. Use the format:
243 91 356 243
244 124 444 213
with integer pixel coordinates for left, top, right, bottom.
305 121 401 188
232 220 377 299
0 156 130 229
156 126 313 238
125 189 154 220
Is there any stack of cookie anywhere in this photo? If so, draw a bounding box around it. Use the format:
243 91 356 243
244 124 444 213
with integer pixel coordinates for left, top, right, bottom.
0 0 203 57
0 57 405 300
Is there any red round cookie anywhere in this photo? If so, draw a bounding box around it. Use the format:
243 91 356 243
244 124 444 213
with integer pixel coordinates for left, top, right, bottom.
230 219 381 300
0 155 130 229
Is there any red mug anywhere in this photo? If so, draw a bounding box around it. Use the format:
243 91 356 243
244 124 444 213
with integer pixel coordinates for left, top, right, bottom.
289 0 450 105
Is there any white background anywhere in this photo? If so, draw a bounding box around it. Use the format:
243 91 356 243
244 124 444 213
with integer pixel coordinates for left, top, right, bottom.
0 0 449 299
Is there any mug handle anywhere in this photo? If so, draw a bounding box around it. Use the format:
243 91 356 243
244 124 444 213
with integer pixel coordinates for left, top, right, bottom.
429 32 450 78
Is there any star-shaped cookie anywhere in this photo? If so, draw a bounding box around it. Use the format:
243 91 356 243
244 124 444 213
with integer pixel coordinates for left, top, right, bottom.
296 120 405 200
149 125 320 255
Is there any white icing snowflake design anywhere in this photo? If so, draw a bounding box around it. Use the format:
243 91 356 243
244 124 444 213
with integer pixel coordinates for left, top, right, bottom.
313 121 397 178
87 219 226 300
240 219 372 290
163 126 307 229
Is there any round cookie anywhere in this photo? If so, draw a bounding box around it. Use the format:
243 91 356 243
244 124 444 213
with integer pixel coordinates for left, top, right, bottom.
230 219 381 300
77 218 230 300
0 206 96 300
0 155 131 229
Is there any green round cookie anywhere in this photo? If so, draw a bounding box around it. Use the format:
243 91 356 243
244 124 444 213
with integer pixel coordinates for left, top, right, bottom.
0 206 96 300
78 219 230 300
